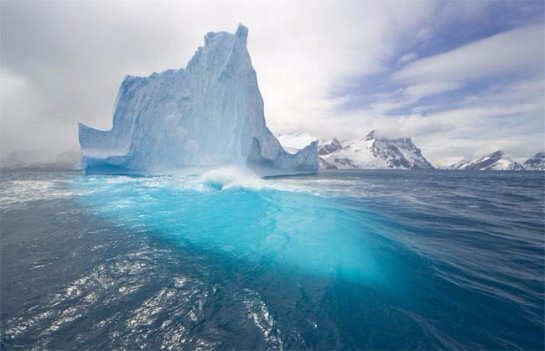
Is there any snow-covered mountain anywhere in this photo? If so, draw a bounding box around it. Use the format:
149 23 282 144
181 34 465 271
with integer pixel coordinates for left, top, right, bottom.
278 131 434 170
451 151 524 171
318 138 343 156
319 131 434 170
78 25 318 176
523 152 545 171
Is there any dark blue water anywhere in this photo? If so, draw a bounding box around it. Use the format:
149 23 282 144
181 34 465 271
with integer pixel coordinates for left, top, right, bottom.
1 169 544 349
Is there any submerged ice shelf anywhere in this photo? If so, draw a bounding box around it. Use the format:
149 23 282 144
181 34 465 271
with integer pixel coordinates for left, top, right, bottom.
79 25 318 176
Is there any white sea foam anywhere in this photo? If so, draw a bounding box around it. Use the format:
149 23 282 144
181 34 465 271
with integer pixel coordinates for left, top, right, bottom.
0 179 72 209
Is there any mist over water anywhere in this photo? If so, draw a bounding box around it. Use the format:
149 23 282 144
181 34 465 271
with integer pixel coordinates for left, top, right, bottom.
1 169 544 349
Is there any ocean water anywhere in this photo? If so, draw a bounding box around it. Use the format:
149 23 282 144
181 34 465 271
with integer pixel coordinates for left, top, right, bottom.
1 169 543 350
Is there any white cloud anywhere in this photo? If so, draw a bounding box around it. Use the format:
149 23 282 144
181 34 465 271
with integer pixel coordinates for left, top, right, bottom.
400 78 545 165
350 22 545 166
393 24 545 84
414 27 434 43
367 82 461 115
396 52 418 66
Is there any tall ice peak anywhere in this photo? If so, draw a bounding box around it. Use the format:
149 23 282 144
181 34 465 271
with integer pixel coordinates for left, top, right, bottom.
78 25 318 175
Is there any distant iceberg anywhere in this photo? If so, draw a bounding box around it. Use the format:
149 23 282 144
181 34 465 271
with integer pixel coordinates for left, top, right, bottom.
79 25 318 176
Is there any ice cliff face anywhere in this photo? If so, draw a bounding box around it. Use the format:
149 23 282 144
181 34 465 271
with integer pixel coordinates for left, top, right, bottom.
317 131 434 170
451 151 524 171
523 152 545 171
79 25 318 175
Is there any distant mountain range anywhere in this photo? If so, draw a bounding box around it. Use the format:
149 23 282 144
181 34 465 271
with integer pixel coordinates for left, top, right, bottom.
449 151 545 171
450 151 522 171
1 137 543 172
522 152 545 171
278 132 545 171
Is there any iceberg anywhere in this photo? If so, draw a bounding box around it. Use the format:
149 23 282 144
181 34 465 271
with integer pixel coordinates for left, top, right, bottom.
79 25 318 176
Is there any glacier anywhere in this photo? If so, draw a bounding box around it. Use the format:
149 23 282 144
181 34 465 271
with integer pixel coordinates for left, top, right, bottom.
79 25 318 176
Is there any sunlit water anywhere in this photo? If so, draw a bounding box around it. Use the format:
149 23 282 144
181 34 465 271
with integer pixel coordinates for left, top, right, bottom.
1 169 543 349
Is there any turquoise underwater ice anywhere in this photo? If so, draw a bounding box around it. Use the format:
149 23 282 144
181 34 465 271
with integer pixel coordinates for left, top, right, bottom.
73 169 386 285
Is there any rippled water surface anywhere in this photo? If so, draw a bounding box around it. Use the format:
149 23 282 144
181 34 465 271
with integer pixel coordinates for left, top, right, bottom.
1 169 544 349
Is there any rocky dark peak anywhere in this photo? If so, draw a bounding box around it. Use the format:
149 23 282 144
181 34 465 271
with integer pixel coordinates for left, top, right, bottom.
318 138 343 155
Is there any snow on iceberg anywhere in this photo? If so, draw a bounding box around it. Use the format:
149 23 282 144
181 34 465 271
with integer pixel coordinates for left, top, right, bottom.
79 25 318 176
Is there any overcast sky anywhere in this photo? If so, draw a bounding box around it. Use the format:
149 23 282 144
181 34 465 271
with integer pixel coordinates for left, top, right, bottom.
1 0 544 166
